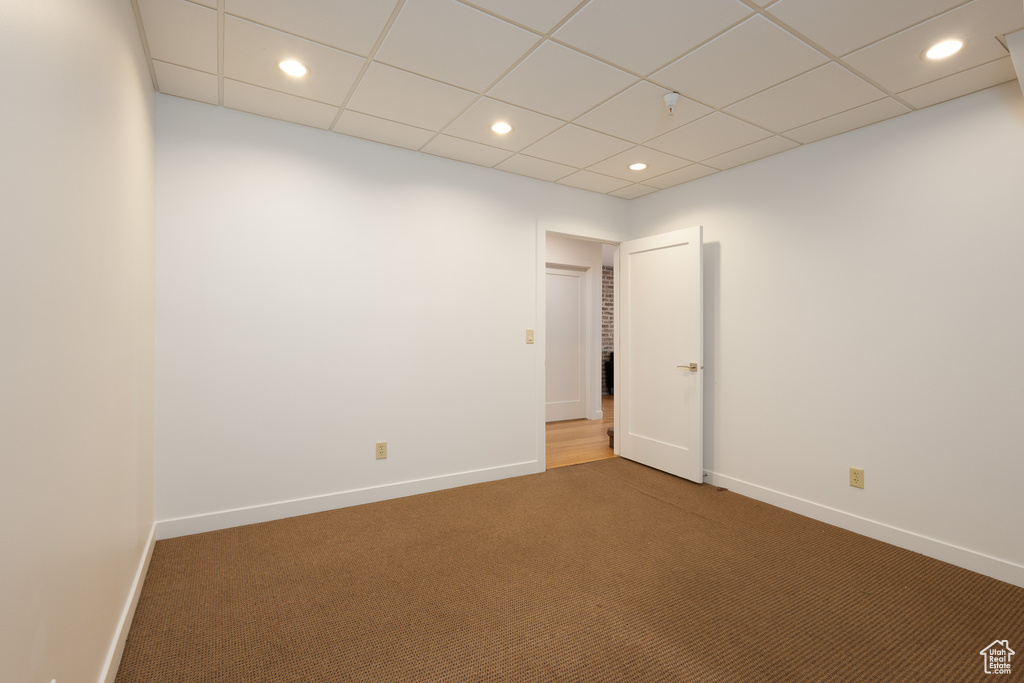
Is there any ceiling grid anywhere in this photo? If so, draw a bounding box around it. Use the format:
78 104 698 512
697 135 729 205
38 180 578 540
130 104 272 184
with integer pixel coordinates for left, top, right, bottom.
134 0 1024 197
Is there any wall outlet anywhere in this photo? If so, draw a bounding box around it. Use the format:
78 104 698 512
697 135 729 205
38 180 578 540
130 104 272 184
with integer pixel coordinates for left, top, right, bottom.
850 467 864 489
376 441 387 460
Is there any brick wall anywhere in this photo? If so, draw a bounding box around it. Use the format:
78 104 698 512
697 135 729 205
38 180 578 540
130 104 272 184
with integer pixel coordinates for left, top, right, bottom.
602 266 614 394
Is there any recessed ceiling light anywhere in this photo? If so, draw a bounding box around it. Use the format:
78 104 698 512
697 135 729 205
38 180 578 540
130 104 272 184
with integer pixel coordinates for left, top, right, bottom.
491 121 513 135
629 163 647 171
279 59 309 77
925 39 963 60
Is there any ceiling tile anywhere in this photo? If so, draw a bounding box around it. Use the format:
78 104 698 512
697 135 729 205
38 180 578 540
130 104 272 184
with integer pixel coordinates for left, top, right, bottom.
443 98 563 151
521 125 633 168
495 155 576 182
842 0 1024 93
223 79 339 129
137 0 217 73
190 0 216 7
767 0 965 56
553 0 752 76
345 62 478 130
586 146 689 182
557 171 632 194
422 135 514 167
575 81 710 144
333 110 434 150
785 98 910 143
224 16 365 106
461 0 582 33
646 112 770 161
897 56 1018 108
375 0 539 92
702 136 799 171
487 41 636 120
154 61 219 104
610 184 659 199
645 164 718 189
651 15 828 108
224 0 398 56
725 63 885 132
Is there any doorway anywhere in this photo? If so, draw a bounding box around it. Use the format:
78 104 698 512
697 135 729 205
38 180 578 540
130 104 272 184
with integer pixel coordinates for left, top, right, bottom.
544 235 618 470
537 227 705 481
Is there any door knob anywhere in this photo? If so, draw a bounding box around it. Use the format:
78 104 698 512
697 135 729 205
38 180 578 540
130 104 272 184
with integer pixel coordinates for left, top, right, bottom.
677 363 699 371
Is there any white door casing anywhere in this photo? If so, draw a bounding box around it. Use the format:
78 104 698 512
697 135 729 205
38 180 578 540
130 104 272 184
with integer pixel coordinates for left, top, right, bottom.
616 226 703 483
545 266 587 422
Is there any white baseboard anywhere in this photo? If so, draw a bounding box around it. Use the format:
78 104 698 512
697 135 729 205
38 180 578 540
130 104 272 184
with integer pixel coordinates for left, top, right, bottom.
98 523 156 683
706 471 1024 588
156 461 539 540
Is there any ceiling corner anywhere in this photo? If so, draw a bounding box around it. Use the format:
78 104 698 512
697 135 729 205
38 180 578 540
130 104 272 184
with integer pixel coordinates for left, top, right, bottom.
1006 28 1024 100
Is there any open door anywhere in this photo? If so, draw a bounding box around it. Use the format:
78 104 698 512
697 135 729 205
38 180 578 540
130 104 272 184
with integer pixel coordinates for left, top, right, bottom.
616 226 703 483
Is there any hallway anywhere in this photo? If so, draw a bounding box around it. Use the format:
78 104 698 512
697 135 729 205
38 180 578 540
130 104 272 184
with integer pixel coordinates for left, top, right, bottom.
545 395 616 470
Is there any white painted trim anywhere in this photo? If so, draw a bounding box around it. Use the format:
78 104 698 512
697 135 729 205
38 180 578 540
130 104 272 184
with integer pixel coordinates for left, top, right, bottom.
612 245 620 457
585 259 600 422
535 222 547 474
157 461 539 539
98 523 156 683
706 470 1024 588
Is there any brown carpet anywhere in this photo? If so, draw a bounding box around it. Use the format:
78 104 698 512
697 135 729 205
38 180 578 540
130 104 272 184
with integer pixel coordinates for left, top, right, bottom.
117 458 1024 682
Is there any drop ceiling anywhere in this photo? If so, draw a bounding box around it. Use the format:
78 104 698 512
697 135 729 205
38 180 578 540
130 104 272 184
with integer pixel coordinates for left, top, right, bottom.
134 0 1024 198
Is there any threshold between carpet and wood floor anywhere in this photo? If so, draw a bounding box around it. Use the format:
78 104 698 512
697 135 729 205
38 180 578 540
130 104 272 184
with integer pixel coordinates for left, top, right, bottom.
116 457 1024 682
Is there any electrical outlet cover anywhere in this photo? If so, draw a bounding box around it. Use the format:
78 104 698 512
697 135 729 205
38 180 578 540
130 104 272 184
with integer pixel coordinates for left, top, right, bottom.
850 467 864 489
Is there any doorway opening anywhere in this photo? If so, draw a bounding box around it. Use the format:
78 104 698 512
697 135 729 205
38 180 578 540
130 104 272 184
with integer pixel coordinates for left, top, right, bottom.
544 236 618 470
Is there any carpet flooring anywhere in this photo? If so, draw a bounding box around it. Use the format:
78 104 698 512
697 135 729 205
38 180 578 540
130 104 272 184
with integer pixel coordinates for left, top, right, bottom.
116 458 1024 682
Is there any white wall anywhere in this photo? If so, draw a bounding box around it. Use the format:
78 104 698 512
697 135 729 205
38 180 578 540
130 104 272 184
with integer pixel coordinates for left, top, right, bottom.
545 235 604 421
154 95 630 537
0 0 156 681
631 82 1024 586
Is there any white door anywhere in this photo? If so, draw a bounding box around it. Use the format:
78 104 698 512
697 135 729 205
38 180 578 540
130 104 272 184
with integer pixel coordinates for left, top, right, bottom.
546 267 586 422
617 227 703 482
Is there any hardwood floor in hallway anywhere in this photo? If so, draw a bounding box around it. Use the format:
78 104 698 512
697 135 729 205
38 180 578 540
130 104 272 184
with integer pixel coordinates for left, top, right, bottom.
546 394 616 470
